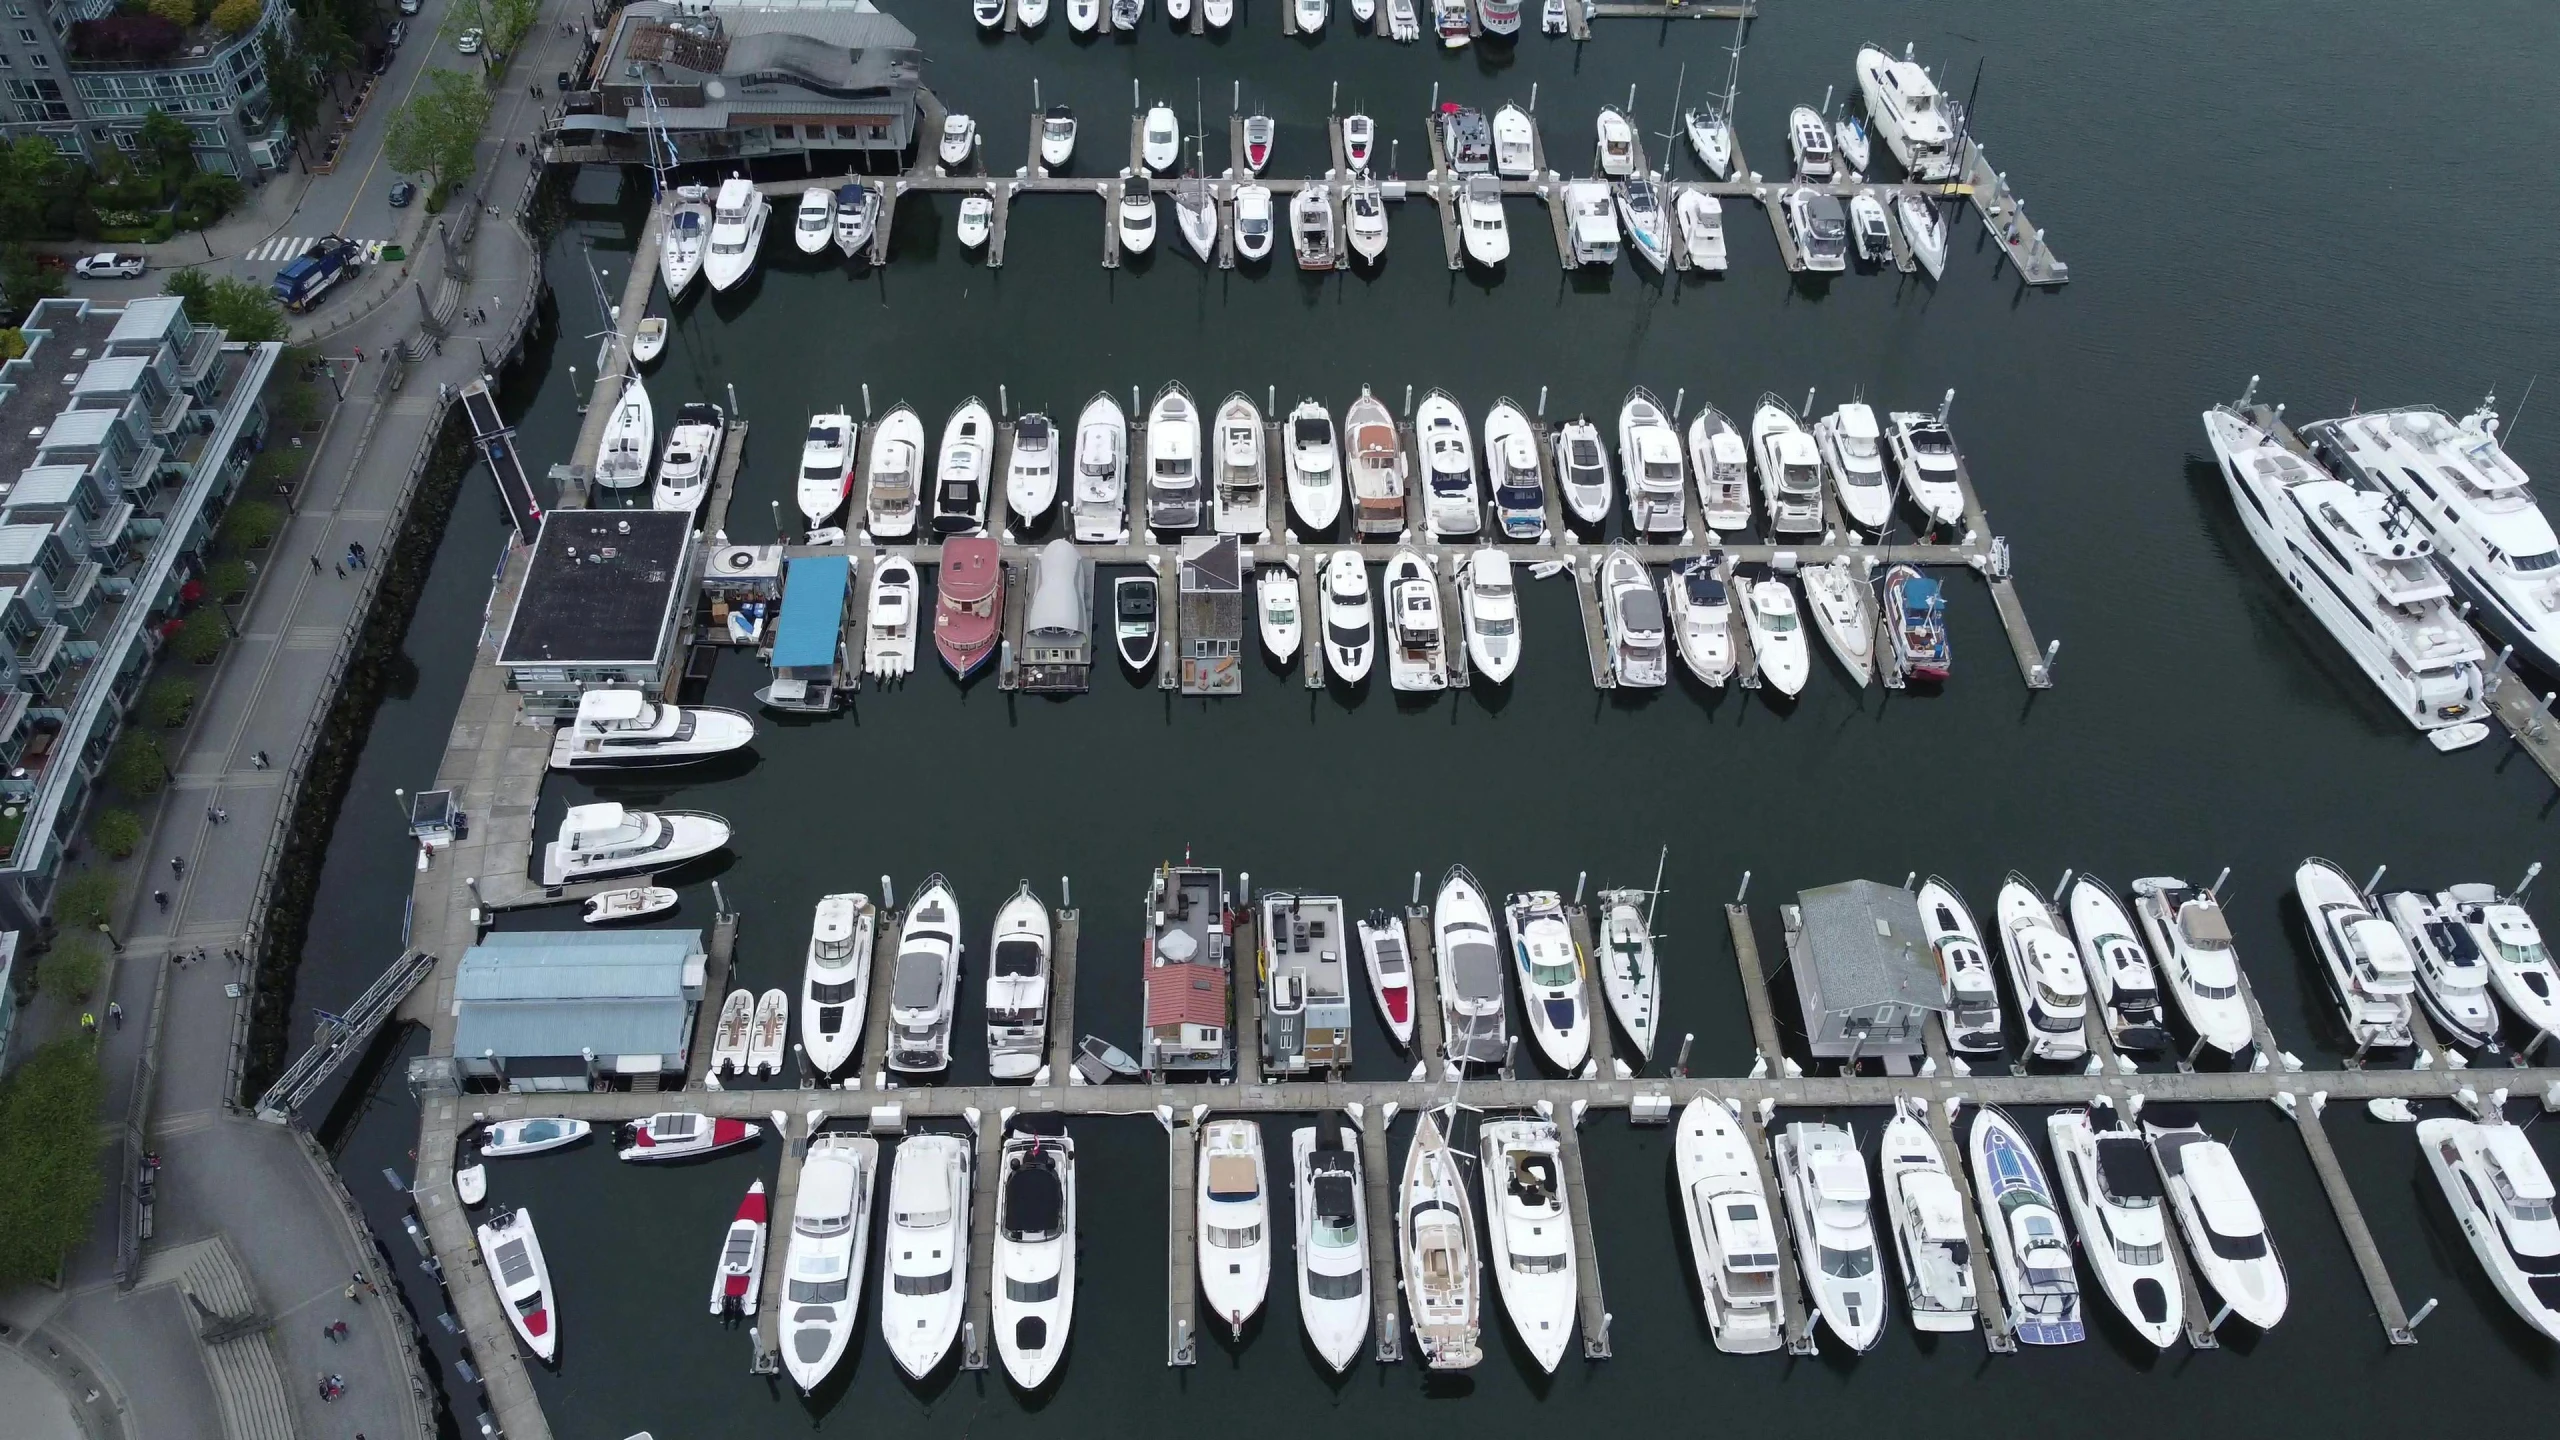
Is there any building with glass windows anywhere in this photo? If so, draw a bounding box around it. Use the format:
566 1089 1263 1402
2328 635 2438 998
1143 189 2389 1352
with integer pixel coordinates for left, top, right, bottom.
0 0 293 176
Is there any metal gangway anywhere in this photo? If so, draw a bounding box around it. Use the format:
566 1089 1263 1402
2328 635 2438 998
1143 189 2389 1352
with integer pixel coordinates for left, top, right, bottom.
254 950 439 1122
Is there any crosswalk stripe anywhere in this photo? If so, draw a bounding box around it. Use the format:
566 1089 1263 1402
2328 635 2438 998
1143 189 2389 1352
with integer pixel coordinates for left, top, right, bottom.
244 235 390 264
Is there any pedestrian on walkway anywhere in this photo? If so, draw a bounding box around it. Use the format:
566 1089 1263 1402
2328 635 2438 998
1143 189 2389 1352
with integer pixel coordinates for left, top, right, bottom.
170 856 186 879
323 1320 340 1343
107 1002 123 1030
335 562 345 578
153 890 168 911
253 750 270 769
351 540 368 566
310 554 322 574
344 1282 358 1302
207 804 222 824
80 1012 96 1033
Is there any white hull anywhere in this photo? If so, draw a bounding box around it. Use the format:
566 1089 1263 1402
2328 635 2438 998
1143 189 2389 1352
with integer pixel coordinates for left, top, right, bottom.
864 406 926 540
1505 892 1589 1072
1459 549 1519 683
882 1134 971 1378
993 1129 1075 1388
1356 914 1415 1046
1291 1123 1370 1372
1072 394 1131 543
1258 565 1303 662
1399 1108 1483 1369
1996 875 2090 1061
1198 1119 1273 1338
2418 1118 2560 1343
2295 857 2417 1050
475 1209 558 1362
1593 891 1659 1060
1007 414 1059 526
2129 877 2258 1058
1478 1118 1577 1372
593 376 654 491
796 412 856 528
1285 400 1343 532
1673 1098 1784 1353
1879 1112 1976 1332
986 885 1053 1081
1968 1106 2085 1345
2144 1108 2288 1330
703 185 767 292
1775 1123 1887 1352
1665 558 1733 688
792 189 833 254
1322 549 1376 682
660 192 710 296
1385 549 1448 692
864 555 920 680
2047 1108 2182 1349
801 894 875 1076
887 878 962 1074
1801 561 1874 686
1740 575 1809 696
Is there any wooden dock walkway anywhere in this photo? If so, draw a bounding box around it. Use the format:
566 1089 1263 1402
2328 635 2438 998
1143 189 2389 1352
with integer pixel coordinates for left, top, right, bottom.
862 905 904 1089
1956 137 2068 286
1234 904 1266 1086
1357 1107 1403 1362
1401 906 1447 1067
1166 1116 1199 1364
685 911 741 1087
1567 906 1614 1075
1723 904 1785 1067
1554 1110 1613 1357
1299 559 1325 688
962 1112 1000 1370
1155 549 1180 690
2292 1101 2415 1344
751 1112 808 1368
1439 560 1472 688
1046 906 1079 1082
1572 559 1613 687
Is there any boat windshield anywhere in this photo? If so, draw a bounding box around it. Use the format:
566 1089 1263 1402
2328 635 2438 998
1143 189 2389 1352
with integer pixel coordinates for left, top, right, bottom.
1519 938 1577 987
1818 1244 1876 1279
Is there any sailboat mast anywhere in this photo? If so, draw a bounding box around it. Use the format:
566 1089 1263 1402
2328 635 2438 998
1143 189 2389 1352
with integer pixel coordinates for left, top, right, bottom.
1722 15 1744 116
1644 844 1669 932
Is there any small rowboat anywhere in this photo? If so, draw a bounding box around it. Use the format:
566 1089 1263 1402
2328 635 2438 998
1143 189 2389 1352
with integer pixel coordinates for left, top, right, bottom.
1073 1034 1141 1085
584 886 677 924
711 989 753 1076
708 1181 769 1318
747 988 788 1077
632 316 667 365
618 1111 762 1163
479 1117 591 1158
455 1162 487 1205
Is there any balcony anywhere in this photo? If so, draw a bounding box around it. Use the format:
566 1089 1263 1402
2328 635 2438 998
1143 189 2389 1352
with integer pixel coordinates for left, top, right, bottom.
63 3 279 77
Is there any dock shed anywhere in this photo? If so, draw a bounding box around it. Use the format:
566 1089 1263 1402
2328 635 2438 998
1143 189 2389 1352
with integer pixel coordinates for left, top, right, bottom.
1018 539 1092 694
1178 535 1243 696
1780 880 1947 1073
499 511 699 719
451 930 707 1090
756 553 851 712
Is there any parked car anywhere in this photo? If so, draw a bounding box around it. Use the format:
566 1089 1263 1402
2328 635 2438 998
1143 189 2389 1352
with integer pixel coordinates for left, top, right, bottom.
397 0 419 11
385 19 405 45
456 26 482 53
74 252 145 279
388 180 416 208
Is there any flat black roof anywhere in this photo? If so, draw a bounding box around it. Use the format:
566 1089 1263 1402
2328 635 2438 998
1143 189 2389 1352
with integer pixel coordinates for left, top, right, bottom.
499 510 693 665
0 303 124 493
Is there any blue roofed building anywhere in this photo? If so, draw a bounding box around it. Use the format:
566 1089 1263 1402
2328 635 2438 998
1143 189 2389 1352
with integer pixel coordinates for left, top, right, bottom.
450 929 708 1090
757 552 848 712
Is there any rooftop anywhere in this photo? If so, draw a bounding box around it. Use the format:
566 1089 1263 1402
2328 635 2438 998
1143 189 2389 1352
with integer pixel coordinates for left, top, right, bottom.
1791 879 1947 1014
0 303 123 485
498 510 695 667
452 929 706 1062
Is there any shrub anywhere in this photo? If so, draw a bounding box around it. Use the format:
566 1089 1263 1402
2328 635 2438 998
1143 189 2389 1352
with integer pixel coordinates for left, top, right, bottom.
0 1039 108 1285
144 0 194 25
38 936 103 1003
90 809 143 860
64 15 182 65
106 732 169 796
218 499 281 552
173 608 227 664
146 677 199 726
211 0 259 32
51 871 120 932
251 447 303 489
205 560 251 603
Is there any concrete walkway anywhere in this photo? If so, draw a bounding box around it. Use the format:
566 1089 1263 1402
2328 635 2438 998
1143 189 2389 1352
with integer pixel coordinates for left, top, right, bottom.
4 6 583 1437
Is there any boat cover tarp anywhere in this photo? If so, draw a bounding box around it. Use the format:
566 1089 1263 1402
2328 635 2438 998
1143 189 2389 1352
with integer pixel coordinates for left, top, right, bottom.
773 555 851 668
1002 1153 1065 1235
2095 1135 2164 1199
891 949 945 1008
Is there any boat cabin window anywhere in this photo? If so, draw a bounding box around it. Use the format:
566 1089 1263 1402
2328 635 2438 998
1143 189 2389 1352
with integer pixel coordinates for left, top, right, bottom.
1005 1274 1061 1302
1308 1268 1364 1300
2492 1169 2555 1222
1207 1222 1262 1249
788 1276 850 1303
1817 1244 1875 1279
893 1268 955 1295
2205 1226 2269 1261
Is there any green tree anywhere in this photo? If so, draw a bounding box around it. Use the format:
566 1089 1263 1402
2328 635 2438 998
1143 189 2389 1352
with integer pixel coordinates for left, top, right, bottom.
384 69 491 197
0 244 65 327
89 809 143 859
173 608 228 664
0 138 67 242
51 871 120 933
145 677 200 726
219 498 282 551
107 732 170 796
38 936 104 1002
136 108 195 181
211 0 260 32
176 172 243 228
145 0 194 25
261 31 321 136
162 270 287 343
0 1039 107 1286
205 560 251 602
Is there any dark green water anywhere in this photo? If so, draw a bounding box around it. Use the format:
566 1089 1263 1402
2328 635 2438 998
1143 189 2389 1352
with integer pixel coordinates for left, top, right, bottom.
309 1 2560 1435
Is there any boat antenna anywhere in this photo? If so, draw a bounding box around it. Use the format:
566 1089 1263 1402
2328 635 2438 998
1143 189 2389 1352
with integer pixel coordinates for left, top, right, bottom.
2505 373 2540 442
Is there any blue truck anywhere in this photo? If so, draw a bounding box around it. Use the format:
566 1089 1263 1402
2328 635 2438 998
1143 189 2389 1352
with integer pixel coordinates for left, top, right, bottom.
270 236 365 312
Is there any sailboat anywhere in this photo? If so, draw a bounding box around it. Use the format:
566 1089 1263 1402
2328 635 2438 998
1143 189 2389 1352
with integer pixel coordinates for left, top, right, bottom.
1399 1106 1483 1368
1594 876 1661 1063
1683 19 1745 179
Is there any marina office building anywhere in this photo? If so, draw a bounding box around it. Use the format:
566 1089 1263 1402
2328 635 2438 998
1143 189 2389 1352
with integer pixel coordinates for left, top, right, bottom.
497 510 697 721
0 296 278 940
445 930 709 1091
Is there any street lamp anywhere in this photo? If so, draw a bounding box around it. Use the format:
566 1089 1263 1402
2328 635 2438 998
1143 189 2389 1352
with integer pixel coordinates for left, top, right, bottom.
96 921 123 954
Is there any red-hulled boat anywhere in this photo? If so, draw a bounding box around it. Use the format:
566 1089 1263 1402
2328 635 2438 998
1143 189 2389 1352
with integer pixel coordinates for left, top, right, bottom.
708 1180 768 1317
617 1111 762 1162
935 535 1004 678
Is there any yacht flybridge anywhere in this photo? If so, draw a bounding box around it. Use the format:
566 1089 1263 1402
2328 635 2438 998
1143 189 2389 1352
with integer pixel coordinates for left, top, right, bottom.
799 894 874 1076
548 689 752 771
2443 881 2560 1050
1435 866 1509 1065
1917 876 2004 1055
797 410 855 529
2066 875 2171 1053
1775 1121 1886 1352
881 1131 971 1378
2129 877 2258 1061
986 883 1053 1081
2203 399 2488 745
703 177 768 292
541 803 728 886
1855 43 1961 181
2048 1104 2182 1350
2380 888 2504 1054
1879 1108 1976 1333
1995 873 2089 1063
1478 1115 1578 1372
2295 857 2418 1052
1198 1118 1272 1338
888 875 962 1073
2419 1115 2560 1342
1674 1098 1783 1353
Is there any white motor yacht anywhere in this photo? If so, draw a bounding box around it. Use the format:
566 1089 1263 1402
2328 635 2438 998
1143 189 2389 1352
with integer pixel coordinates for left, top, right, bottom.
1232 182 1275 263
1674 1098 1783 1353
1115 574 1158 672
1814 402 1893 532
1285 400 1342 532
1197 1118 1272 1338
1665 555 1734 687
1344 178 1389 265
1417 390 1479 539
1400 1107 1484 1368
2381 889 2505 1053
1205 0 1232 26
1801 559 1874 686
1038 104 1077 170
864 403 925 540
1459 174 1509 266
475 1209 558 1362
1675 189 1728 272
800 893 875 1076
1685 406 1750 532
1602 544 1668 688
1292 1116 1370 1372
1458 547 1520 682
620 1111 759 1164
1740 572 1809 696
1006 412 1058 525
1436 866 1508 1064
1917 876 2005 1056
1834 115 1873 176
1750 395 1824 536
548 688 753 771
703 177 768 292
1481 399 1543 541
2443 882 2560 1050
1117 174 1157 254
1141 104 1179 174
2141 1105 2288 1331
1595 107 1636 177
956 195 992 250
1145 383 1203 533
880 1132 971 1378
1258 564 1302 663
986 883 1052 1081
1503 891 1588 1071
1885 408 1965 527
1856 43 1961 180
993 1123 1075 1388
2129 877 2258 1060
2203 399 2488 743
1356 910 1415 1046
888 875 962 1073
973 0 1005 28
938 113 977 169
1597 881 1658 1060
1069 0 1098 33
1492 102 1536 179
478 1117 590 1158
1781 187 1849 272
792 186 832 254
1563 178 1619 268
2066 876 2173 1052
1212 393 1268 536
1341 113 1375 172
832 183 877 259
1072 392 1130 542
1879 1109 1977 1332
2047 1105 2182 1350
797 410 856 529
1478 1116 1577 1372
1968 1105 2086 1344
1240 111 1272 173
1296 0 1329 33
1995 873 2090 1062
2295 857 2418 1051
1684 105 1733 179
541 803 728 886
1787 105 1834 181
2304 400 2560 683
932 398 994 537
651 401 723 515
1386 548 1449 691
1554 417 1611 527
1292 184 1338 269
660 184 710 296
1019 2 1049 32
1775 1121 1887 1352
1322 549 1375 683
2418 1115 2560 1342
864 554 919 681
1616 177 1670 272
593 374 653 491
1896 191 1947 279
1617 389 1686 538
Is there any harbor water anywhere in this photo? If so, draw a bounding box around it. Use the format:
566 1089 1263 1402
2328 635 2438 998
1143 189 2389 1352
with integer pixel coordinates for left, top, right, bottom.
308 2 2560 1436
